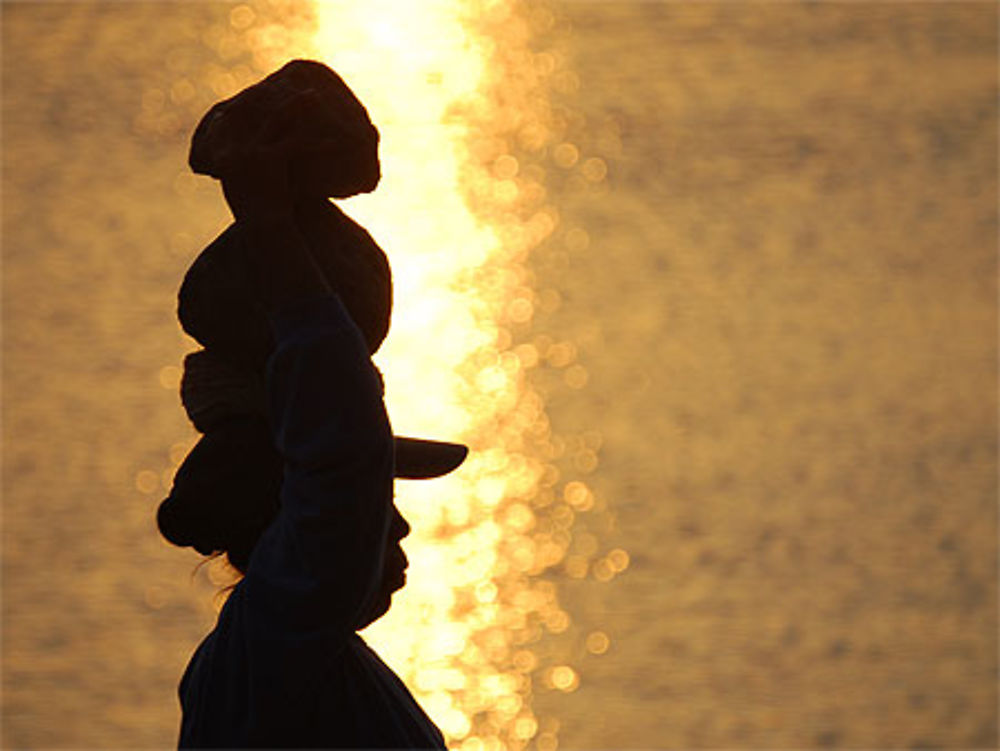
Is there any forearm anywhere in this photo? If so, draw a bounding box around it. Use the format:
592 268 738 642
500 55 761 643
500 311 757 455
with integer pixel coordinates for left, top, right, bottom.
267 295 390 480
247 296 393 632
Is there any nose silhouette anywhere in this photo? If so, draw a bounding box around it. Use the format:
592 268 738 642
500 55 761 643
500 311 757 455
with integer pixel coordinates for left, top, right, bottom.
390 507 410 542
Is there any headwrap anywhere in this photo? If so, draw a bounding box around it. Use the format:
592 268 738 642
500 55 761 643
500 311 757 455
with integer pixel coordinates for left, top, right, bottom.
158 59 466 573
181 349 268 433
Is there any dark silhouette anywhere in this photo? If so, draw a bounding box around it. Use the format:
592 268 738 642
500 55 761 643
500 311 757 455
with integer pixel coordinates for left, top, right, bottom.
181 59 390 372
157 60 465 749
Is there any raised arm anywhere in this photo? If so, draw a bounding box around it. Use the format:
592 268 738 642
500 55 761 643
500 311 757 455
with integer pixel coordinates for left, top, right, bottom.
219 138 395 641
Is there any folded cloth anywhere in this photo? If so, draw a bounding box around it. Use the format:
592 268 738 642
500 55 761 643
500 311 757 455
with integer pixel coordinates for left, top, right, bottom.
157 414 282 565
189 59 380 199
178 199 391 371
181 349 268 433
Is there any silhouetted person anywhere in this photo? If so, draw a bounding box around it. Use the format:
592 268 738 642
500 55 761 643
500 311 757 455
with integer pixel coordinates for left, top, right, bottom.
157 61 464 749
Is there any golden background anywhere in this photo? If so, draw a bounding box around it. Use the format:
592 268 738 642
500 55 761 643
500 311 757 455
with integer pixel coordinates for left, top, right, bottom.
2 1 996 749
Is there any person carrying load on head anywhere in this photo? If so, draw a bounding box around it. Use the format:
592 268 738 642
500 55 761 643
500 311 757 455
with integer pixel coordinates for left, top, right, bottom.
157 60 465 749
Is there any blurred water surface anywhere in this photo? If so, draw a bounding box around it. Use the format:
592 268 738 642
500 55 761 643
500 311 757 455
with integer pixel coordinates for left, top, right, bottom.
2 2 996 749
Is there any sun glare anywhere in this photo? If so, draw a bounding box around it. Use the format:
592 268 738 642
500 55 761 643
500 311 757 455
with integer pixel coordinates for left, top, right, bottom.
142 2 618 748
310 3 569 748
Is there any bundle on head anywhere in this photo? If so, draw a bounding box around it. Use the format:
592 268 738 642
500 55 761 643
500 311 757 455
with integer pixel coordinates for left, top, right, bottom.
178 204 391 372
158 415 284 574
161 60 391 568
189 59 381 199
180 59 392 372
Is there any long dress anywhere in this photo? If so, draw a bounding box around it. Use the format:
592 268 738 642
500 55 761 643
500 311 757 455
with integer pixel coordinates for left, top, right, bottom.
176 295 446 749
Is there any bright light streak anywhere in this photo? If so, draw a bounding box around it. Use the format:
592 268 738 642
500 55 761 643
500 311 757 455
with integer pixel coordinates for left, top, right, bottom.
300 2 592 748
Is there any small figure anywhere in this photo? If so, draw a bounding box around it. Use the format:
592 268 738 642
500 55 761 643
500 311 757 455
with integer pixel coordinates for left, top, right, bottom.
158 60 465 749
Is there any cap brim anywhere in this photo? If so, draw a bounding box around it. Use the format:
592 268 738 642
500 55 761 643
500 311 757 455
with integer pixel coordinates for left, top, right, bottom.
394 437 468 479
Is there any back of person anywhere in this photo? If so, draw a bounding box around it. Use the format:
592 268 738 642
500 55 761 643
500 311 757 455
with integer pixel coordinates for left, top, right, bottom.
158 61 463 749
179 591 445 748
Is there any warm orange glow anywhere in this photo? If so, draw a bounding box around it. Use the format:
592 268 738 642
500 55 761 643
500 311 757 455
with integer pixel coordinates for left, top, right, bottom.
304 3 577 748
126 2 618 748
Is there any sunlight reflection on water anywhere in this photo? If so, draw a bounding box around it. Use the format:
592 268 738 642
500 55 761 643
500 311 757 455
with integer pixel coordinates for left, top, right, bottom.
304 3 623 748
148 2 624 749
3 1 996 748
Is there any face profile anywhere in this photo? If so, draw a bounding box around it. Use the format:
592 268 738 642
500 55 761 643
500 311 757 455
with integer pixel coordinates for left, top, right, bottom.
358 505 412 629
164 59 465 749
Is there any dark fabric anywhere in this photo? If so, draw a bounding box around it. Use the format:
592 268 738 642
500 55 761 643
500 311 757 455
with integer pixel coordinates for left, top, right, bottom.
178 202 392 372
180 348 269 432
188 59 380 198
177 296 445 749
157 415 282 563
